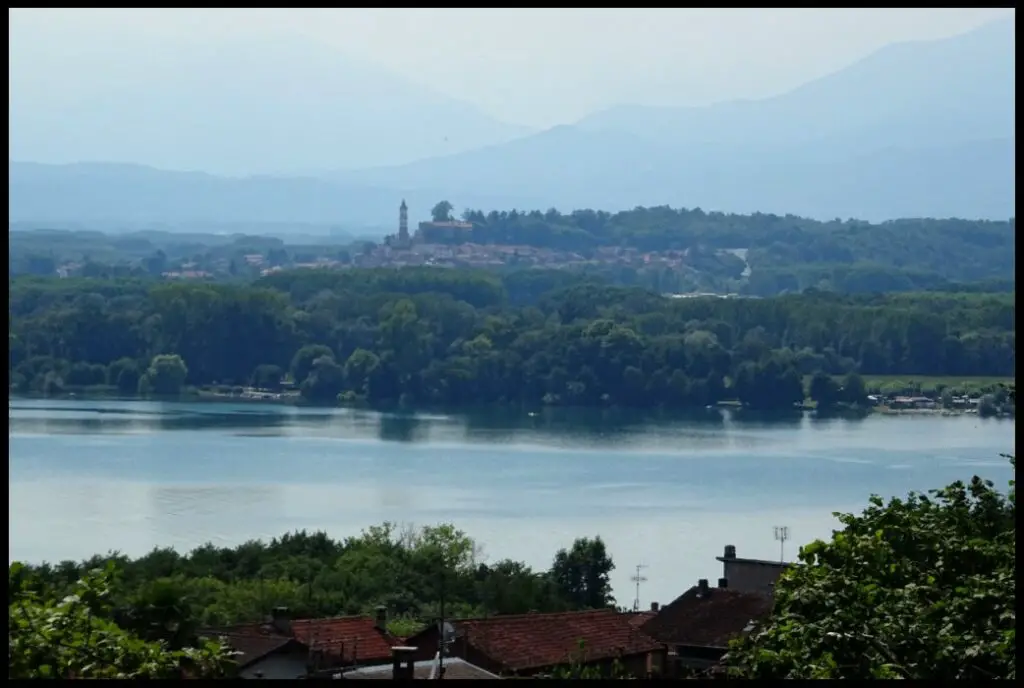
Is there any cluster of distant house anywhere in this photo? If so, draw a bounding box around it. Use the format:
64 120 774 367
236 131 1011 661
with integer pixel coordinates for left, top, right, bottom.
206 545 791 680
867 394 982 411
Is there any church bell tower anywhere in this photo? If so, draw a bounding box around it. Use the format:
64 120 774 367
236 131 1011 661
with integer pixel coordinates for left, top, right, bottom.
398 199 409 244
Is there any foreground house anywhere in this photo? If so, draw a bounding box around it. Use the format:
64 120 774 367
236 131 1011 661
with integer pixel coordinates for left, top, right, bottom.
640 578 773 675
716 544 792 596
405 609 665 678
204 607 400 678
214 631 312 679
342 647 503 680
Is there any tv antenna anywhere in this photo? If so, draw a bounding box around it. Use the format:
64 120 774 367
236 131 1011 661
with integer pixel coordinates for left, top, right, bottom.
435 569 452 680
630 564 648 612
432 620 456 679
773 526 790 562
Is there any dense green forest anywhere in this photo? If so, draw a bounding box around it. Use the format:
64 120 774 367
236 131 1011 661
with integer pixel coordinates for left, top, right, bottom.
8 268 1014 410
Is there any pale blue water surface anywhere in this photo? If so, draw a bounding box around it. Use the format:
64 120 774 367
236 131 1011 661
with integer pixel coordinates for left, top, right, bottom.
8 398 1015 606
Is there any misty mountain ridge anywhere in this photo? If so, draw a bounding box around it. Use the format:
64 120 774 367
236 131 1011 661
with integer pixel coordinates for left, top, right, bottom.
326 18 1014 222
8 18 1016 227
7 161 545 229
575 17 1014 149
8 33 534 175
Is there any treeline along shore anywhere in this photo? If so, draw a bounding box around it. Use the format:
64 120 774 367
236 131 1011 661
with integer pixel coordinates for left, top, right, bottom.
8 267 1015 412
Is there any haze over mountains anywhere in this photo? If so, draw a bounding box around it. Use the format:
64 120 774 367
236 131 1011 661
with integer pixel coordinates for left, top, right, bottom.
574 18 1013 151
8 34 533 175
8 18 1015 230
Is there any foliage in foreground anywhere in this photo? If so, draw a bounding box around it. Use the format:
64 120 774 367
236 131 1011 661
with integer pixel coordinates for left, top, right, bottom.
8 563 236 679
9 524 616 654
545 640 633 679
725 454 1016 680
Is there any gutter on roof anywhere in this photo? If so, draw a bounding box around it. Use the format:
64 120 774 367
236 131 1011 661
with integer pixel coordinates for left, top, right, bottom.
716 556 792 567
672 642 732 652
221 635 299 670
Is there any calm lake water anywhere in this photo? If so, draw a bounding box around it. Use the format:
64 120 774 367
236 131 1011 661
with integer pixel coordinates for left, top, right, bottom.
8 398 1015 607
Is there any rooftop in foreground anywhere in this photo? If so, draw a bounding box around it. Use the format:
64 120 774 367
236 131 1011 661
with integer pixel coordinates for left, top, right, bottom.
343 657 502 680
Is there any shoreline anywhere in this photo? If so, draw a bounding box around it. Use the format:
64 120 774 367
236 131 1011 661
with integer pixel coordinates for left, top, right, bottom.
8 390 1014 420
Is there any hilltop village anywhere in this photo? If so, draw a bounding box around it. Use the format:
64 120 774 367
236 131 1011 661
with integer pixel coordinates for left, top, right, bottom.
30 200 749 296
254 200 702 276
15 199 1011 301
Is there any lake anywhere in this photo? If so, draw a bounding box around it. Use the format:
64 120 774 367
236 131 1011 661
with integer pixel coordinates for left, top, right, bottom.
8 398 1015 608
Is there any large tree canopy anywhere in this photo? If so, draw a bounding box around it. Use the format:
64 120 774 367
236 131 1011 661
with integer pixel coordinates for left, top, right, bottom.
725 453 1016 680
550 536 616 610
431 200 454 223
8 563 235 679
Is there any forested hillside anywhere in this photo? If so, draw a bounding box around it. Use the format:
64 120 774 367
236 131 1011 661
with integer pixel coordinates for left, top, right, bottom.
456 208 1015 293
9 204 1016 297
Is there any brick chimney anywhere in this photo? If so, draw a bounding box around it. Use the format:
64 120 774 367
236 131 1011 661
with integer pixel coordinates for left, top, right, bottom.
723 544 737 559
391 646 417 680
374 605 387 632
718 578 728 589
697 579 709 597
650 601 660 612
270 606 291 635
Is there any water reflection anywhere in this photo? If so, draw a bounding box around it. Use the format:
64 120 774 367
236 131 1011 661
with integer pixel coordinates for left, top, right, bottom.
730 408 805 427
9 399 358 437
810 408 871 424
10 398 734 449
8 398 1013 461
459 405 725 449
378 413 428 443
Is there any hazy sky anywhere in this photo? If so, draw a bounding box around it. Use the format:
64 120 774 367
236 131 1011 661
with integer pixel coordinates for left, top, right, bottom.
8 7 1015 127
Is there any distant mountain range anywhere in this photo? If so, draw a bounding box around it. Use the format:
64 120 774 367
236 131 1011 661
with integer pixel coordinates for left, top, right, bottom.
6 161 542 230
8 34 533 175
7 18 1016 229
574 19 1014 152
329 18 1015 222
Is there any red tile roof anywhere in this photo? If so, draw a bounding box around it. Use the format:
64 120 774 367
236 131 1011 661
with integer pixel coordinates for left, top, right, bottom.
201 622 284 641
627 611 656 629
291 616 397 664
424 610 662 673
214 633 300 669
639 586 773 648
203 615 397 665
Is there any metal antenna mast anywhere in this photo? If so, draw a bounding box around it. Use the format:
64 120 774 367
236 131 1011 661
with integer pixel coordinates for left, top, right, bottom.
438 570 445 680
773 526 790 562
630 564 648 612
